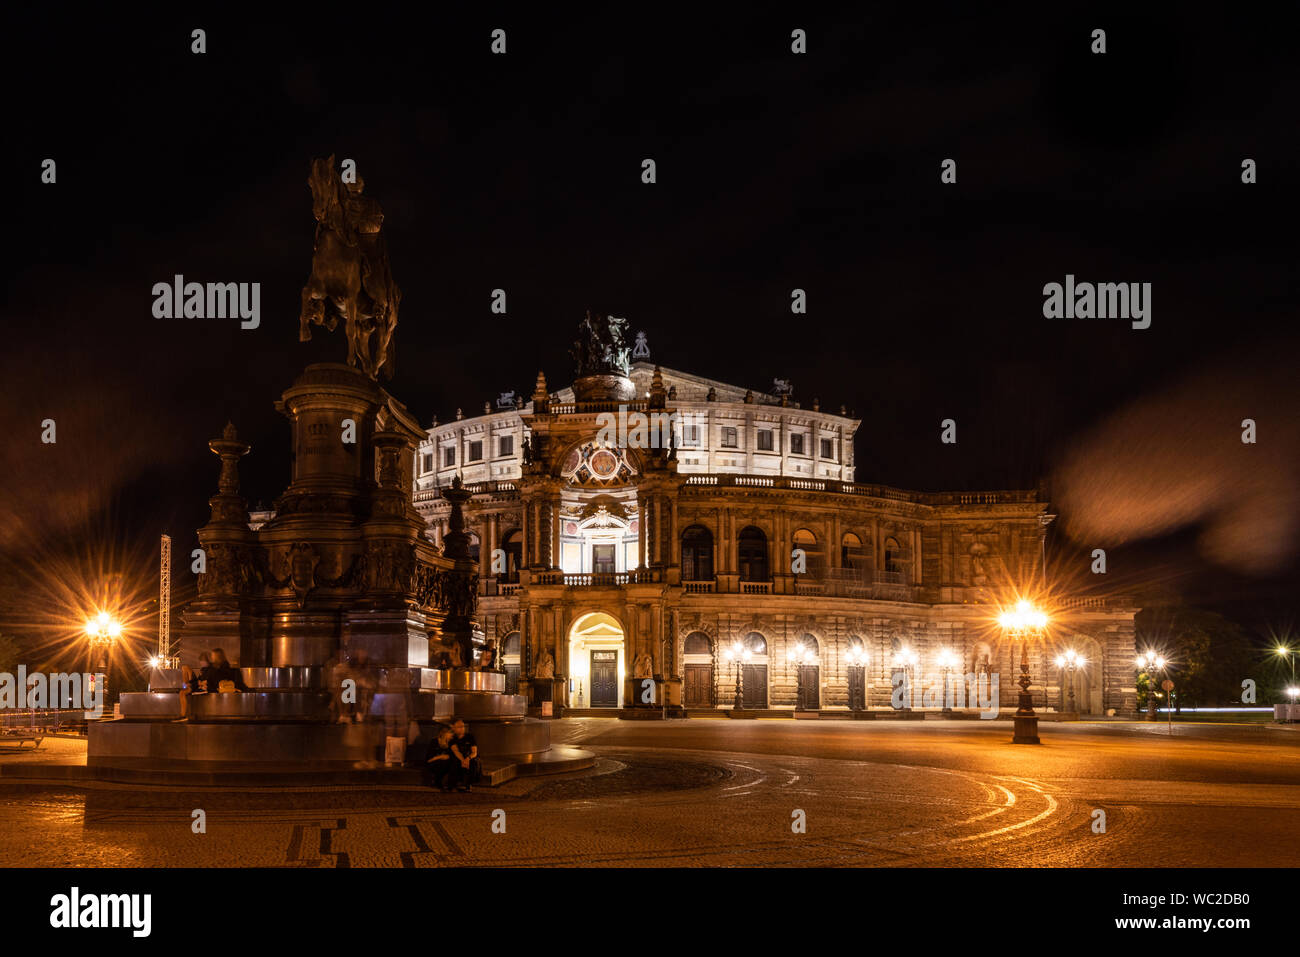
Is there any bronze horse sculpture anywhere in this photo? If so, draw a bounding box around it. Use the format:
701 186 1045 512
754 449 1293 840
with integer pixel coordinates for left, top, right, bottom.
299 155 400 379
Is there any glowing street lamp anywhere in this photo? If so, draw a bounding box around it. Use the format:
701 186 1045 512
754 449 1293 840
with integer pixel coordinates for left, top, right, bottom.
787 640 817 711
85 611 123 712
724 639 752 711
998 600 1048 744
1053 648 1087 713
935 648 959 712
1136 650 1166 721
891 646 919 711
845 645 869 711
1276 644 1296 686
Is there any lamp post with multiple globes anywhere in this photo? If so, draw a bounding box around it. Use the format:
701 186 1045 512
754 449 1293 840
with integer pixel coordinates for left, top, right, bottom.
1136 650 1166 721
1054 648 1086 714
998 600 1048 744
84 611 122 714
844 644 868 712
935 648 959 713
891 646 919 711
724 639 751 711
787 639 816 711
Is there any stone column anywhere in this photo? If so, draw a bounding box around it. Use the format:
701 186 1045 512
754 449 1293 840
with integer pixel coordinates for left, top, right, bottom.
550 494 562 570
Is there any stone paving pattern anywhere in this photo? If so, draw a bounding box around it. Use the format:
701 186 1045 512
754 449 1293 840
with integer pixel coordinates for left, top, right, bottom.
1 719 1297 867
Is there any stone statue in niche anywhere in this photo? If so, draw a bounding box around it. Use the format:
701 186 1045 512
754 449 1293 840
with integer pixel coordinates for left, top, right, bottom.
632 651 654 678
535 646 555 679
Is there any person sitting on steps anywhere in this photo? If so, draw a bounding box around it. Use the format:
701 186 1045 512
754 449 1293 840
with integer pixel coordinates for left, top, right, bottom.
425 726 455 792
447 718 480 791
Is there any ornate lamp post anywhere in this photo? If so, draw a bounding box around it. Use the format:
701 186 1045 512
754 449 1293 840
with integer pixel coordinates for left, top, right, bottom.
724 640 751 711
999 600 1048 744
891 646 919 711
1053 648 1085 713
1136 650 1166 721
85 611 122 714
845 645 868 711
1276 644 1296 687
935 648 959 712
787 639 815 711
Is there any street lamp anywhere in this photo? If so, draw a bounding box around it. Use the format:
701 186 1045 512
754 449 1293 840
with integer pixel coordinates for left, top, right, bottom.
998 599 1048 744
1276 644 1296 686
787 640 816 711
1054 648 1086 714
845 645 868 711
935 648 959 712
85 611 122 714
1135 650 1166 721
724 640 751 711
891 646 919 711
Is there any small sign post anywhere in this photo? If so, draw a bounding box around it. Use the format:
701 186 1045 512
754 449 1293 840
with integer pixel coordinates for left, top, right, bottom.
1161 679 1174 731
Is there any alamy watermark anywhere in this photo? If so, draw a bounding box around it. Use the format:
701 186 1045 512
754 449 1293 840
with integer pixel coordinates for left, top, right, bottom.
152 274 260 329
593 405 707 450
0 668 105 718
1042 274 1151 330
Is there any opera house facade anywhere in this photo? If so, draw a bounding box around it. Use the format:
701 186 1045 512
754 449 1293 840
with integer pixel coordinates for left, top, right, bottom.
413 342 1138 718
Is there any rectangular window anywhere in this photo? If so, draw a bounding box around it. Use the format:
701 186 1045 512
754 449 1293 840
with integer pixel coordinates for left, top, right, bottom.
820 438 834 459
442 447 456 468
468 440 483 462
790 433 805 455
499 435 513 457
592 544 616 574
721 427 738 448
422 453 433 473
757 429 773 451
683 424 700 445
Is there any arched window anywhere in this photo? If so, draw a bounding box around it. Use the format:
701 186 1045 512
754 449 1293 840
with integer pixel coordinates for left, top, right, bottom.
683 632 712 656
501 530 523 582
738 526 769 582
468 531 482 565
745 632 768 656
681 525 714 582
883 536 903 577
792 528 823 578
502 632 521 656
841 532 866 571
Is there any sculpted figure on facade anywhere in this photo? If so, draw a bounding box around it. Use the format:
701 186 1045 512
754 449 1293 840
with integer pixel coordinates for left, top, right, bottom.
570 310 632 377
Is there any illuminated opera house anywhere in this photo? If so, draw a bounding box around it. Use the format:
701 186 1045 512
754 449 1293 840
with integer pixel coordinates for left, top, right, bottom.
413 319 1139 716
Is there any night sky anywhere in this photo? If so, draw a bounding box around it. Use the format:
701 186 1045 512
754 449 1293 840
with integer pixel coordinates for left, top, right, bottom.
3 8 1297 651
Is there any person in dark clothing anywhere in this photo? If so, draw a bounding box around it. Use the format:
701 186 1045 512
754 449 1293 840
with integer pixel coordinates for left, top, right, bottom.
209 648 247 691
447 719 480 791
190 652 213 693
425 727 455 791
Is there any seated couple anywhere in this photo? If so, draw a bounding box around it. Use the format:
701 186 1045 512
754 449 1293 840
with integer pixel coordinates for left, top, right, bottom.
424 719 481 792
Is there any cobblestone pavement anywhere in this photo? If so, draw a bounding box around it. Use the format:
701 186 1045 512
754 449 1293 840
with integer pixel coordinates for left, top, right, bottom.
0 720 1296 866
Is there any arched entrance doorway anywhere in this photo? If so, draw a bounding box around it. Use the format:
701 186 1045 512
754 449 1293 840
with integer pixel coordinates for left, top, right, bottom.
1055 634 1103 714
682 632 714 708
567 612 625 709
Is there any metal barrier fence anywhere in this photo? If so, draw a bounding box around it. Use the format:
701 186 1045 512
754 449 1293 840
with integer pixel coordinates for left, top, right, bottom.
0 709 89 734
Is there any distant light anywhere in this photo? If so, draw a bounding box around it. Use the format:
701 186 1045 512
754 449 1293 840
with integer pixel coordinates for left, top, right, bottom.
148 656 161 669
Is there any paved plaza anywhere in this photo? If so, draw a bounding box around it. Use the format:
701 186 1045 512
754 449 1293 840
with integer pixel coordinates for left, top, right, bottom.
1 719 1297 867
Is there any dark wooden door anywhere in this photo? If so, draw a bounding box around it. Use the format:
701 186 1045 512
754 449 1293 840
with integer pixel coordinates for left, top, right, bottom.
847 666 866 710
684 663 713 708
504 663 519 696
742 663 767 709
797 665 820 710
590 651 618 707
